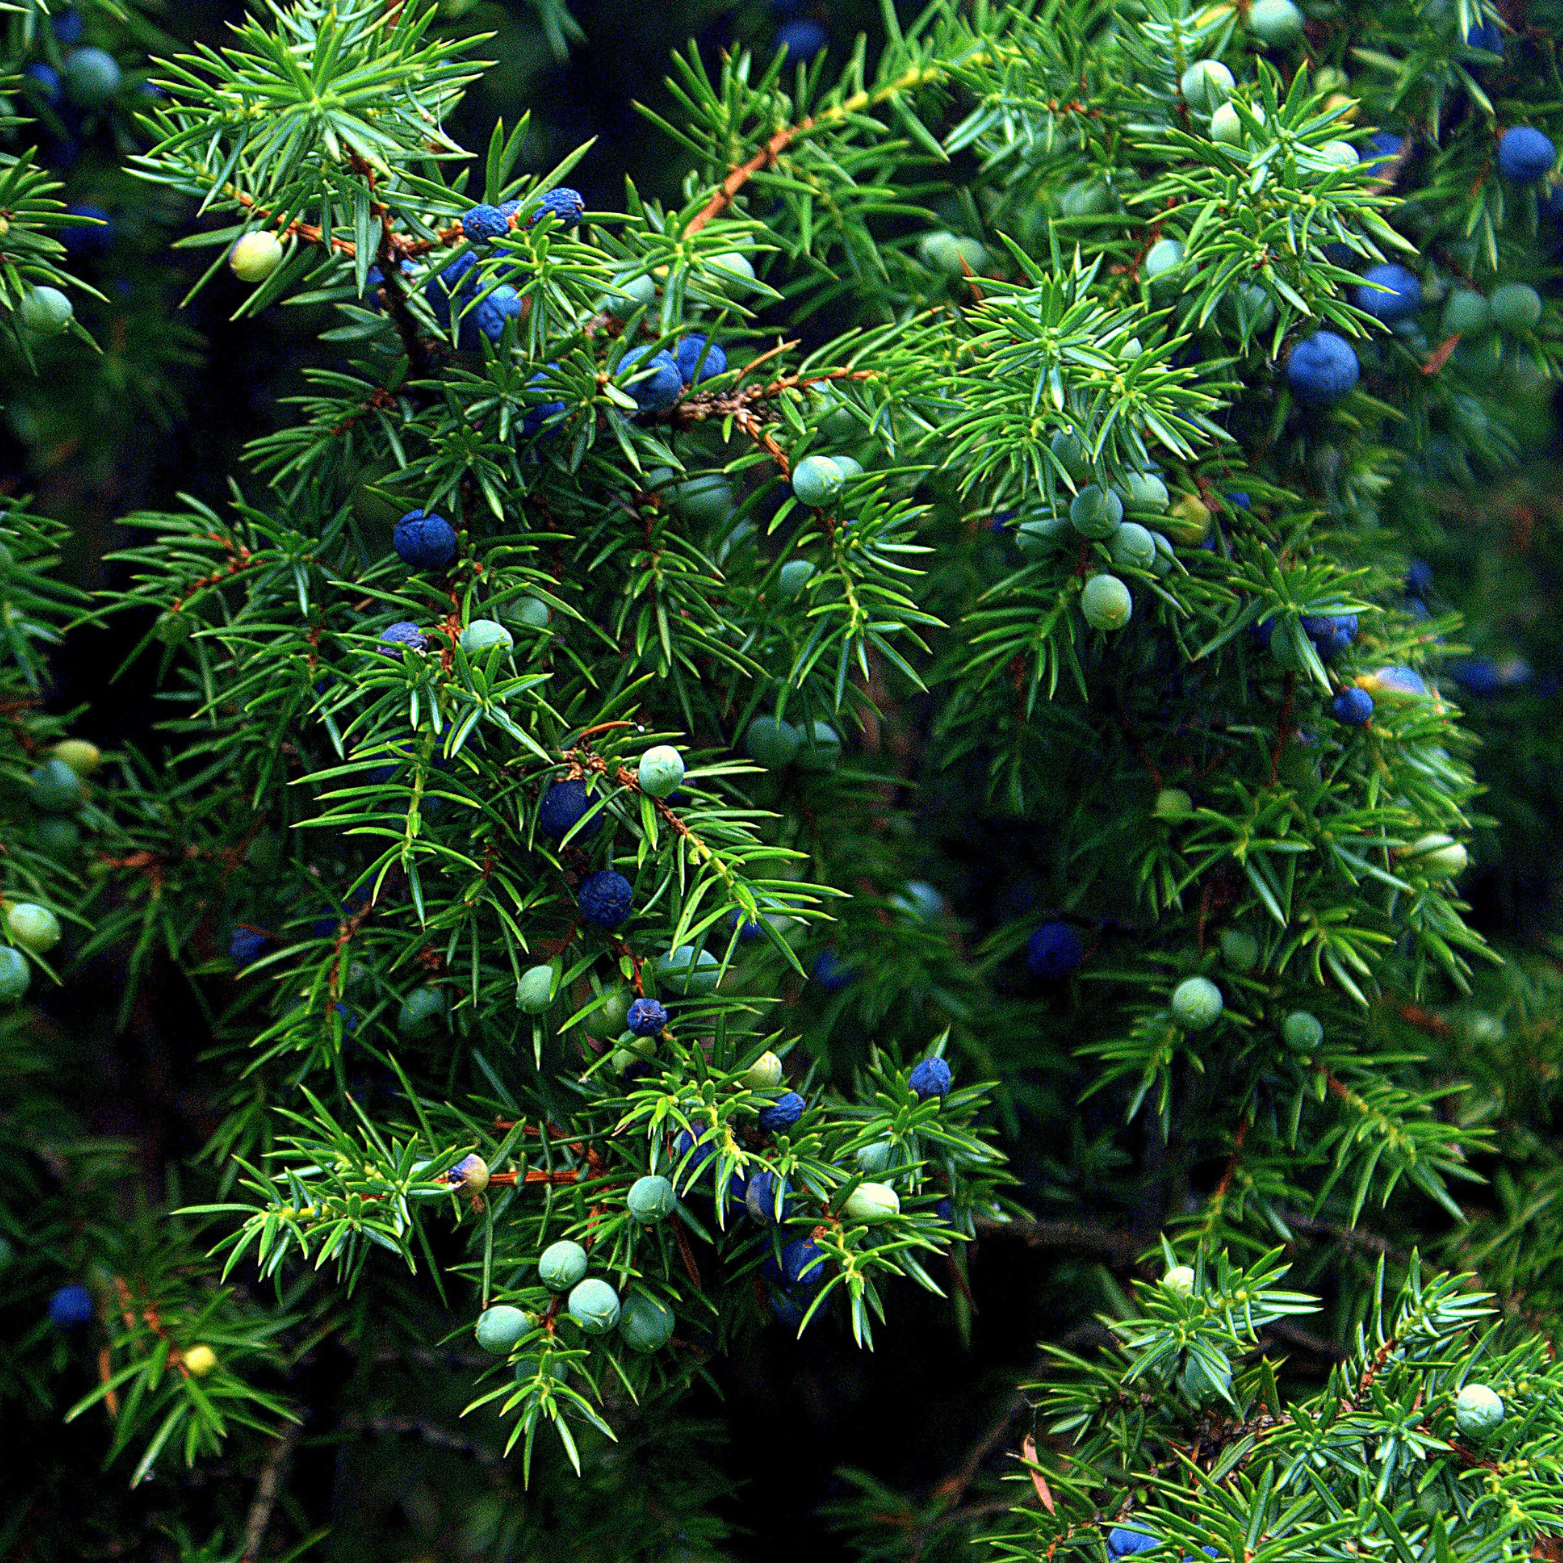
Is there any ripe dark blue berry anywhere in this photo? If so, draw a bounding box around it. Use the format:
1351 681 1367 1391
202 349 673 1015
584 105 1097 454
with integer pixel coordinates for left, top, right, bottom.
757 1090 805 1132
673 335 727 383
229 926 270 967
619 346 683 413
424 251 478 326
626 997 667 1037
529 187 584 227
1497 127 1555 182
776 18 828 59
523 367 565 436
1287 331 1359 403
537 779 601 840
461 203 510 244
811 950 857 991
909 1055 953 1100
1332 687 1374 725
782 1238 826 1286
1352 263 1422 323
1027 920 1084 980
745 1169 791 1224
578 870 634 929
1301 613 1358 660
1107 1528 1160 1559
377 621 428 656
1406 558 1433 599
49 1283 94 1330
393 510 458 571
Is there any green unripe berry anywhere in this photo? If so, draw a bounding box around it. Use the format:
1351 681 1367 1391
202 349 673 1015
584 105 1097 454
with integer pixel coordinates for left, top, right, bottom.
183 1344 218 1377
1070 485 1124 539
19 286 73 337
1180 1353 1233 1404
51 739 101 777
1163 1264 1196 1296
1059 178 1112 217
1150 532 1176 577
1247 0 1304 45
792 455 845 508
1016 514 1072 556
580 986 631 1038
917 230 988 275
627 1173 676 1224
567 1277 621 1334
618 1291 676 1352
1050 429 1093 482
1210 102 1257 146
29 758 86 814
1403 833 1468 878
475 1304 532 1356
610 270 658 310
1181 59 1234 111
637 744 685 799
538 1239 588 1291
842 1181 900 1222
1118 472 1169 513
856 1140 894 1175
1454 1383 1505 1438
1282 1010 1324 1051
1443 289 1491 337
654 945 722 996
397 987 448 1038
61 46 121 105
1081 574 1133 631
1219 928 1260 972
669 473 734 524
1171 976 1224 1031
29 818 82 865
745 716 800 769
1154 787 1194 821
460 619 513 656
0 946 30 1003
1318 139 1358 169
6 903 61 954
744 1051 784 1089
832 455 865 482
512 597 550 629
705 251 756 291
230 231 284 283
517 964 555 1014
1143 239 1185 287
794 720 842 772
1489 283 1542 333
777 560 816 598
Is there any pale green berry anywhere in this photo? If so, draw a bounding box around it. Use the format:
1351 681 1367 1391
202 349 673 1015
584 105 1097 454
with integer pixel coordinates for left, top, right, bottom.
475 1304 532 1356
843 1181 900 1222
1059 178 1112 217
743 1051 783 1089
1171 976 1224 1031
777 560 816 599
917 230 987 275
1143 239 1184 287
655 945 722 996
1443 289 1491 337
538 1240 588 1291
512 597 550 629
745 716 800 769
1154 787 1194 821
1211 102 1248 145
6 903 60 954
1403 833 1468 878
610 270 658 309
1489 283 1542 333
580 986 630 1039
705 251 756 290
670 473 733 524
0 945 30 1003
618 1291 676 1352
1248 0 1304 45
792 455 845 508
1070 485 1123 539
1180 1352 1232 1404
1081 574 1132 631
626 1174 676 1224
856 1140 894 1175
1163 1264 1196 1296
1318 140 1359 168
1016 514 1072 556
460 619 513 656
1219 928 1260 973
794 720 841 772
1150 532 1176 577
1119 472 1169 512
52 739 101 777
397 987 448 1037
230 231 283 283
1282 1011 1323 1051
517 964 555 1014
567 1277 621 1334
832 455 865 482
19 286 73 336
637 744 685 799
1455 1383 1505 1438
1110 523 1157 573
1181 59 1234 111
1050 429 1093 482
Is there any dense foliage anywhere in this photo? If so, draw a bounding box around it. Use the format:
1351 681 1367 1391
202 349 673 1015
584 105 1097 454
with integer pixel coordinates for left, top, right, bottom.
3 0 1563 1559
